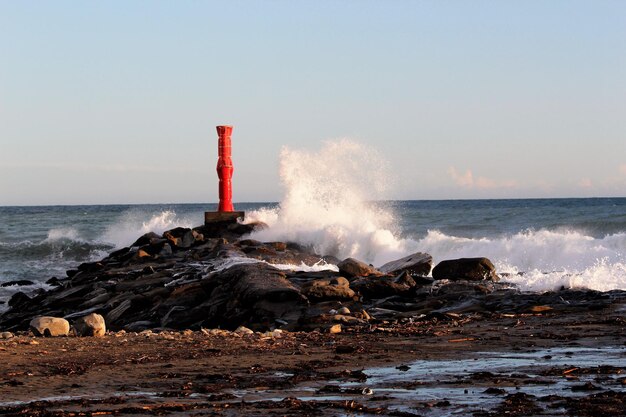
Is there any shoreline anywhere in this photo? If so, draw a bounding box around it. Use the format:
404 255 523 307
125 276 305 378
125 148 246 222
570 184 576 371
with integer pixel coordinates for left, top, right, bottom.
2 301 625 416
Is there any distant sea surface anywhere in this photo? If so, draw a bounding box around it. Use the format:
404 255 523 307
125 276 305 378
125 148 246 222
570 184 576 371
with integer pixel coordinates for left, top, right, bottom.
1 198 625 309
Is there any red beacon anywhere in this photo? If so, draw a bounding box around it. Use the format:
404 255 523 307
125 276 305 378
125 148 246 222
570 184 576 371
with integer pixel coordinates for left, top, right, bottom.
205 125 245 224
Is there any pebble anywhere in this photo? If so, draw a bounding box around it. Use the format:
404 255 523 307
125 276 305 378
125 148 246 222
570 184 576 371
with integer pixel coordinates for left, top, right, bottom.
337 307 351 315
0 332 14 339
235 326 254 335
329 324 342 334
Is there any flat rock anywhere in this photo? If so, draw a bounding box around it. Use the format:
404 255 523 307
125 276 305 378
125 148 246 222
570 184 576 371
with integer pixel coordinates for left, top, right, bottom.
378 252 432 276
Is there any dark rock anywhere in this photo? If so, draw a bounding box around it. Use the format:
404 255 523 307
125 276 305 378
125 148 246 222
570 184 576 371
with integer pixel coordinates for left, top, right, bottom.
163 227 195 249
338 258 381 278
198 263 308 331
77 262 105 274
432 257 499 281
108 246 131 260
125 320 155 332
352 271 418 299
238 239 262 247
8 292 31 308
131 232 162 247
302 277 356 301
46 277 62 286
379 252 432 276
1 280 34 287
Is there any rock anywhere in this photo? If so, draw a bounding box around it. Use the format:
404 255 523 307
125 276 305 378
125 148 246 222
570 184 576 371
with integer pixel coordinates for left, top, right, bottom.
164 227 195 249
432 258 499 281
337 306 351 315
46 277 62 286
73 313 106 337
302 277 356 301
352 271 418 299
379 252 432 277
159 243 173 257
105 299 134 324
337 258 381 278
77 262 105 273
0 331 14 339
29 316 70 337
124 321 155 332
235 326 254 335
131 232 161 247
329 324 342 334
8 292 31 308
191 230 204 243
1 280 35 287
172 263 308 331
269 242 287 251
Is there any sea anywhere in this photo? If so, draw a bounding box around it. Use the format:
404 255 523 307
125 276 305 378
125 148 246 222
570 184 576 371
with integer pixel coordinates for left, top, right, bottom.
1 198 625 311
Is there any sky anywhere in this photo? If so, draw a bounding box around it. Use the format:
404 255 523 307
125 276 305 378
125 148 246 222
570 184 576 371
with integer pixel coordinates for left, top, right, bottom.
1 1 625 205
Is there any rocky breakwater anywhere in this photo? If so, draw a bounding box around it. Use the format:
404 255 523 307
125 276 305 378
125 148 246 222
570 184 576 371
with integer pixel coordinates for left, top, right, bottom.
0 218 620 335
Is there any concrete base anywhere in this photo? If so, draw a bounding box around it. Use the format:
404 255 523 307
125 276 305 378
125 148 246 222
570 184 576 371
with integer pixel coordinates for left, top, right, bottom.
204 211 245 225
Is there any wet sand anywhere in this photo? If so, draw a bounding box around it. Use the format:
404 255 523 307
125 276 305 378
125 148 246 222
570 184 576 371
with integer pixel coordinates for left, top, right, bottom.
1 303 625 416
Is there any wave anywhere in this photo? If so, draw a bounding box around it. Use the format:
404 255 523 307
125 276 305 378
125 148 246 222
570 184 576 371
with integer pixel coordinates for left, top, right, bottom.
247 139 626 292
102 210 195 248
0 228 112 262
415 229 626 292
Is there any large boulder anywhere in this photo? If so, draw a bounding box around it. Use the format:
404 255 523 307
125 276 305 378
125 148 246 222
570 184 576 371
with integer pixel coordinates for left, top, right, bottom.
337 258 381 278
432 258 499 282
302 277 356 301
379 252 432 277
160 263 308 330
30 316 70 337
73 313 106 337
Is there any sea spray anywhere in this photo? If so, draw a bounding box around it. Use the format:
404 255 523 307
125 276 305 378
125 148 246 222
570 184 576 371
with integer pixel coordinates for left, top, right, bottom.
248 140 413 265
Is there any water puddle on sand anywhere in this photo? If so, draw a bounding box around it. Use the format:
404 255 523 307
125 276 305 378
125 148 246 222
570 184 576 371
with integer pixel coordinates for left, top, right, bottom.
0 391 159 408
228 346 626 416
2 347 624 415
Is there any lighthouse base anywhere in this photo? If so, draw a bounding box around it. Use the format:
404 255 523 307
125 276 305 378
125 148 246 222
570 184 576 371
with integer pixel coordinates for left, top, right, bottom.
204 211 245 225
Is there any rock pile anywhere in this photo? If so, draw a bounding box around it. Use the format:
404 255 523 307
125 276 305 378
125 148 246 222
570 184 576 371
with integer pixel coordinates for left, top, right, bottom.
1 217 611 335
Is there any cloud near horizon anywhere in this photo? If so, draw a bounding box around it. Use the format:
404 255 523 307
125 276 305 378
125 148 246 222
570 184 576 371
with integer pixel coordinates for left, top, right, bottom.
447 167 517 190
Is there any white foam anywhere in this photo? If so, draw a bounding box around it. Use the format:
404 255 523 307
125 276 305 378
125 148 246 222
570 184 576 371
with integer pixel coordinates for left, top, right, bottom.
102 210 194 248
194 256 339 275
45 227 82 242
414 229 626 292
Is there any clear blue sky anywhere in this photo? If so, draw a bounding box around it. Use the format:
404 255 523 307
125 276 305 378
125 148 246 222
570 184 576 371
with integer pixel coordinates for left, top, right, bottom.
1 1 625 205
